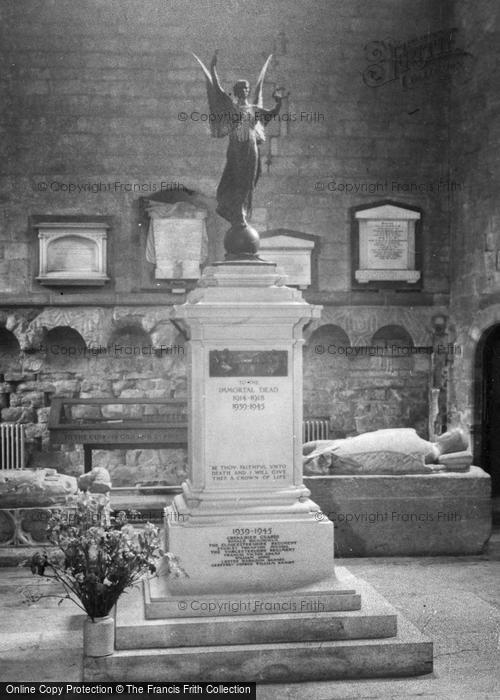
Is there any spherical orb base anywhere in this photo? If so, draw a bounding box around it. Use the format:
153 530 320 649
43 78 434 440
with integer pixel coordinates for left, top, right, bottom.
224 222 260 260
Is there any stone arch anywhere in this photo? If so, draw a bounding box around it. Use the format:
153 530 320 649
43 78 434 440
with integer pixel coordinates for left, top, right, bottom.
0 327 22 376
371 324 414 348
446 304 500 463
468 305 500 344
0 311 43 351
45 326 87 346
449 304 500 433
111 308 177 349
303 324 352 427
30 308 108 347
43 326 88 369
472 323 500 466
107 322 153 349
314 306 435 347
305 323 351 350
303 318 350 344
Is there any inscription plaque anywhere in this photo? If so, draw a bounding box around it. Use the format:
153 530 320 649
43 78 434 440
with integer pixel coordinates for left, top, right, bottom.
206 349 293 488
150 218 205 279
209 528 297 567
365 220 408 269
36 221 109 286
259 233 317 289
354 203 421 285
144 200 208 281
47 236 97 273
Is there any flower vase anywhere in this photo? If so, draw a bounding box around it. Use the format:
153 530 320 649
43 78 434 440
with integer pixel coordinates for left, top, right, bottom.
83 615 114 657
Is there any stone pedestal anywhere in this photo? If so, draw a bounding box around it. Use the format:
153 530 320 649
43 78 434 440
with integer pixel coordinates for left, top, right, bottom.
84 262 433 682
163 262 332 595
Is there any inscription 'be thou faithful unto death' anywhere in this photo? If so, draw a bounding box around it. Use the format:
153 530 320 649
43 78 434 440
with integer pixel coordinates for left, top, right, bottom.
209 529 298 567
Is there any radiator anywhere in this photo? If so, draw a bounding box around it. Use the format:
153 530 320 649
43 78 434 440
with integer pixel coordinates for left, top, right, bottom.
0 423 26 469
302 419 329 443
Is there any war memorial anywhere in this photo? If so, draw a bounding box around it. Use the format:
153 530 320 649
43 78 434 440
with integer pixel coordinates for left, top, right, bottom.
0 2 499 694
80 52 437 682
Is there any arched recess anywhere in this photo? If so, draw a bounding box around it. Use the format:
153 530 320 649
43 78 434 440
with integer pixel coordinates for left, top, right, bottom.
107 324 155 368
450 304 500 461
473 323 500 494
30 307 108 347
371 324 414 348
0 327 21 376
43 326 87 370
313 306 435 348
303 324 351 425
105 323 175 395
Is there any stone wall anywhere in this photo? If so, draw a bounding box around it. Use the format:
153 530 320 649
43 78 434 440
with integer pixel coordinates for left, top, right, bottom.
0 0 453 297
0 0 459 482
447 2 500 444
0 307 187 485
302 305 447 437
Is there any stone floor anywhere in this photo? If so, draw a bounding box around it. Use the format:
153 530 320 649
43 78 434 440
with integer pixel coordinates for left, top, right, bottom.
1 533 500 698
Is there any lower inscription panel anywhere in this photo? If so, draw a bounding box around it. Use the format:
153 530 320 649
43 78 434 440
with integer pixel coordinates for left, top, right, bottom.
164 514 336 595
209 528 297 567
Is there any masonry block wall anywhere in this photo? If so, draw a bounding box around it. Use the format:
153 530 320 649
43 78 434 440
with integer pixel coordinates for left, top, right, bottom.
447 1 500 441
0 0 455 481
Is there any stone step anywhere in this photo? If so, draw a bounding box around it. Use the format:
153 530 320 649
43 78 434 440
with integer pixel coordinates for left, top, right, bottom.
86 617 432 682
144 568 361 619
88 568 433 682
115 580 396 649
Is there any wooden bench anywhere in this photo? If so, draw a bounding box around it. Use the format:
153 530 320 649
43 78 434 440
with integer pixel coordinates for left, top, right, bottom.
48 398 187 472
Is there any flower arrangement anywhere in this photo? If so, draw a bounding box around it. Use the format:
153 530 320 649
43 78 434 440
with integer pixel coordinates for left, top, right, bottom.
29 491 163 621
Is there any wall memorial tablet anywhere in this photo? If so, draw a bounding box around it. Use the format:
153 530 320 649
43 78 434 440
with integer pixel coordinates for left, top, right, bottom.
354 203 421 285
36 221 109 286
145 201 207 280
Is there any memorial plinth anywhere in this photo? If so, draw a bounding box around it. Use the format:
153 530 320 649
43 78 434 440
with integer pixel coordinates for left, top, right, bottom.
163 261 333 594
84 261 433 682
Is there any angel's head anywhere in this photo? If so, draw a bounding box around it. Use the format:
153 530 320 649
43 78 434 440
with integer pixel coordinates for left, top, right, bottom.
233 80 250 101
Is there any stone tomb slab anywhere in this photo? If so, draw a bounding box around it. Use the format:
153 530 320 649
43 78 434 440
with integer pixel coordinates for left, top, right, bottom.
85 568 432 682
305 466 491 556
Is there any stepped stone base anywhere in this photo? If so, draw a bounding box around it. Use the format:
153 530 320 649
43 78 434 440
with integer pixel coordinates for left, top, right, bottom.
83 567 433 682
144 572 360 619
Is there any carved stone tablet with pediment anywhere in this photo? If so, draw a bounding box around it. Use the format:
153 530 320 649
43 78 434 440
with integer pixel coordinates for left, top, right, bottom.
36 222 109 286
259 232 317 288
354 204 421 285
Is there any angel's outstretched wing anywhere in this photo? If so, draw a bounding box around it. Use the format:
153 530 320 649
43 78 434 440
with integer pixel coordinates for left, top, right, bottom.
253 54 273 108
192 53 235 138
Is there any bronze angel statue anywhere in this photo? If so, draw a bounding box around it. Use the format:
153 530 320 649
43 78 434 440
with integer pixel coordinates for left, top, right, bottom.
193 51 286 259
